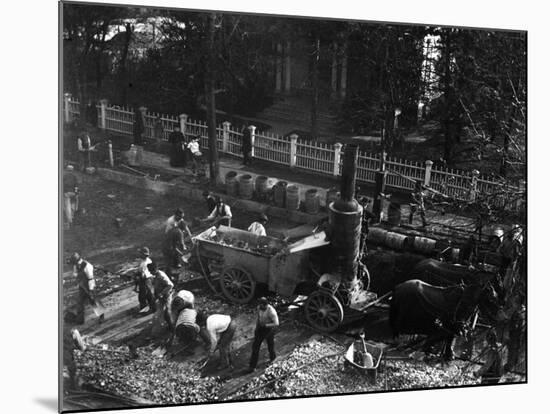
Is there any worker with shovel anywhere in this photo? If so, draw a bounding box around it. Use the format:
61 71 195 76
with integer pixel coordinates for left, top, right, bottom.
163 219 193 275
148 262 175 331
134 247 156 315
69 252 105 325
197 312 237 370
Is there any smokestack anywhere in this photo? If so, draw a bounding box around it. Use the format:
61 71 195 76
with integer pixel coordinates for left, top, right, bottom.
329 144 363 290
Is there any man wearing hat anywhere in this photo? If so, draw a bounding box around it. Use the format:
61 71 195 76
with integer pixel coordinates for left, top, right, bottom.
248 297 279 372
248 213 268 237
69 252 105 324
134 247 156 314
203 190 217 215
202 196 232 227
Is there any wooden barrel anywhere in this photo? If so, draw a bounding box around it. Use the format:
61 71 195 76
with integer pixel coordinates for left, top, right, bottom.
273 181 288 207
286 185 300 211
325 187 340 209
225 171 238 196
385 232 407 250
413 236 437 254
387 202 402 226
238 174 253 199
304 189 320 214
255 175 269 200
367 227 388 245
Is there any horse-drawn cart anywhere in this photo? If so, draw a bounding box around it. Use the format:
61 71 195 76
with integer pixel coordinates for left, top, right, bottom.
193 225 378 332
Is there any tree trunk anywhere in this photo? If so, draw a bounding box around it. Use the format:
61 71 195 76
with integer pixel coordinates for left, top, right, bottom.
311 34 320 140
206 13 222 185
119 23 133 105
443 31 453 163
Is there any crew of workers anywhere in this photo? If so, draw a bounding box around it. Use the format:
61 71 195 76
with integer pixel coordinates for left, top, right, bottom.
64 171 521 387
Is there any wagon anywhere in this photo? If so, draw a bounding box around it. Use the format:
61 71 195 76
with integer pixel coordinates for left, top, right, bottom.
193 225 371 332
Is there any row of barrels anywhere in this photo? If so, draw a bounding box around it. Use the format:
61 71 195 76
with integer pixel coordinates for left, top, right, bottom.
225 171 340 215
367 227 459 259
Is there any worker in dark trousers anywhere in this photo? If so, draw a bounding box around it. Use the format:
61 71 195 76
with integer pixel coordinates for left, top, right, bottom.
409 180 427 227
134 247 156 314
163 219 193 273
62 319 86 390
247 297 279 373
69 252 105 324
203 190 217 215
174 308 200 345
197 313 237 370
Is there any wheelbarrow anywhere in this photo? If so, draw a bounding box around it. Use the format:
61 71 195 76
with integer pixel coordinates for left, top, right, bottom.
344 333 384 382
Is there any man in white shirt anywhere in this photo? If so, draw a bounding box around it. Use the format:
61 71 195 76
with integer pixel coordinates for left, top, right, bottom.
148 262 175 330
197 313 237 370
134 247 156 314
69 252 105 325
248 213 268 236
187 137 202 174
248 297 279 372
164 208 184 233
202 197 232 227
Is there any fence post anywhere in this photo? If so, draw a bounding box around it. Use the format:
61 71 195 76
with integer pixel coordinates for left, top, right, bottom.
108 140 114 167
249 125 256 157
333 142 343 176
469 169 480 202
99 99 108 130
64 93 71 124
179 114 188 137
222 121 231 153
289 133 298 168
424 160 433 187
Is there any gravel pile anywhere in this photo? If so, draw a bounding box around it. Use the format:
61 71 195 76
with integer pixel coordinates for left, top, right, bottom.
75 345 222 404
229 339 483 400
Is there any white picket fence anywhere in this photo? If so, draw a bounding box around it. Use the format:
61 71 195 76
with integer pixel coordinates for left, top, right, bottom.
63 95 524 209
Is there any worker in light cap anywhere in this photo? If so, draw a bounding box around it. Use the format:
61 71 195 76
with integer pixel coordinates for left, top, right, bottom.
248 213 268 236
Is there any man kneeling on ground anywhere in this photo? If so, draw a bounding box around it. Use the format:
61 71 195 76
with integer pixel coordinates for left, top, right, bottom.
197 312 237 370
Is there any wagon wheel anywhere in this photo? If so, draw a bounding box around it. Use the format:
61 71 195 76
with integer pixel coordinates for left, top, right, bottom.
220 266 256 304
304 290 344 333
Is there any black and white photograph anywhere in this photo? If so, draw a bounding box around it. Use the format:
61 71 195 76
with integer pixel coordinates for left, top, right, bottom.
57 0 531 412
